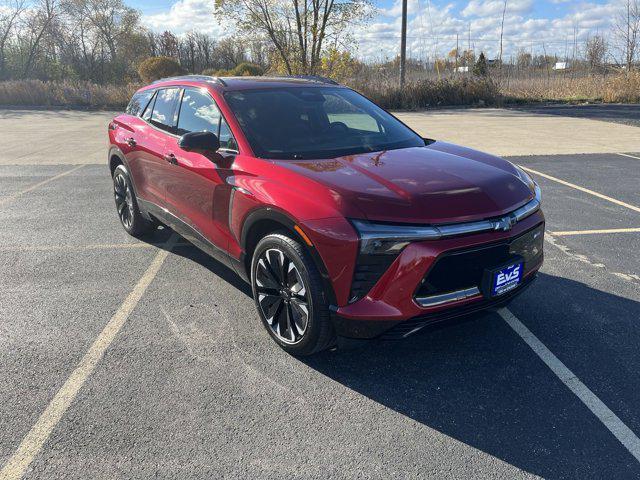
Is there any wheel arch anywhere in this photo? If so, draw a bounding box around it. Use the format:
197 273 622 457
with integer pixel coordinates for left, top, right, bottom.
108 147 127 177
241 208 337 307
108 146 151 221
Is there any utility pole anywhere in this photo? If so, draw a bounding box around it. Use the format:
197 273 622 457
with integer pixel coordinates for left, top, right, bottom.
499 0 507 64
399 0 408 88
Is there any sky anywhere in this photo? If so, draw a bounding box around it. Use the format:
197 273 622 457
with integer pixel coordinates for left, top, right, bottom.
138 0 623 62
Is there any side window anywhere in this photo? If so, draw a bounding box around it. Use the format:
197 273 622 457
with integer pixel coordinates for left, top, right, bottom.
150 88 180 132
141 92 156 121
176 89 221 136
218 117 238 152
126 90 154 116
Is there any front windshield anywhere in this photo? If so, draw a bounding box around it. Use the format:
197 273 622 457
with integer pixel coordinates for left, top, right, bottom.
224 87 425 159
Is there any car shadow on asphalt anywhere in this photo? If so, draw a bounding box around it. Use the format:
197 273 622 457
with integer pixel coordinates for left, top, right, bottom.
142 227 253 298
303 273 640 479
138 229 640 477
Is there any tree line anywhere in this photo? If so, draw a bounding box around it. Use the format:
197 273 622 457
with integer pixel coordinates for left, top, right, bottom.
0 0 637 86
0 0 270 83
0 0 371 83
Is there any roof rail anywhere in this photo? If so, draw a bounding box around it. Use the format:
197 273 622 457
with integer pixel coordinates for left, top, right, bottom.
152 75 227 86
275 75 339 85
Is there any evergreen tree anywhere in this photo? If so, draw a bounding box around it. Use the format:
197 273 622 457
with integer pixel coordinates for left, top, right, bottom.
473 52 489 77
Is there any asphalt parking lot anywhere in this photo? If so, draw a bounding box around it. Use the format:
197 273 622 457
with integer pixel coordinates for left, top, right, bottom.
1 107 640 479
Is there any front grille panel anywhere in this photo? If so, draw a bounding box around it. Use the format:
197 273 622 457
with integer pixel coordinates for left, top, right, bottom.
383 273 536 339
415 224 544 299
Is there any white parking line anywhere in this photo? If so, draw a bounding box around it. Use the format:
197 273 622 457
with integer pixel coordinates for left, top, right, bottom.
0 234 177 480
551 227 640 237
518 165 640 214
499 308 640 463
617 153 640 161
0 165 85 207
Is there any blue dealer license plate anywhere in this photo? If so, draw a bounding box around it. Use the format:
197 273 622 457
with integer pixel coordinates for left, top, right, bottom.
490 262 523 297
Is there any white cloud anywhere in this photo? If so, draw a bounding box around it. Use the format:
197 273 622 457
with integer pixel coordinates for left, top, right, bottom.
462 0 534 18
141 0 624 62
142 0 234 37
352 0 623 61
379 0 422 18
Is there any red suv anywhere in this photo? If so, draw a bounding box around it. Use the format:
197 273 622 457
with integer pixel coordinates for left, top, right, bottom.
108 75 544 355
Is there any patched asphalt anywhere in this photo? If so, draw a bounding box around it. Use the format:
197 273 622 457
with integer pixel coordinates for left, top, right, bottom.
1 117 640 478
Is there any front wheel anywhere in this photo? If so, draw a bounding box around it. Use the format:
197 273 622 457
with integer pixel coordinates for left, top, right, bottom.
251 233 335 356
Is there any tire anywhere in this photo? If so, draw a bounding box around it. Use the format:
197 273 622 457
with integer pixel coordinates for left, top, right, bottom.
251 233 335 356
112 164 155 237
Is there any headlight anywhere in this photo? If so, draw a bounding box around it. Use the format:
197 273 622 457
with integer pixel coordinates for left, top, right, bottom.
351 220 440 255
513 164 535 188
512 164 541 204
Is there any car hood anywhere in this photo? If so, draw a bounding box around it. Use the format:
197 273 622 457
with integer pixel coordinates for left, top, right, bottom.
274 141 535 224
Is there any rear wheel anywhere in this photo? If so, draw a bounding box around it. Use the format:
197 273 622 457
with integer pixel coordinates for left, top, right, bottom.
112 164 154 237
251 233 335 356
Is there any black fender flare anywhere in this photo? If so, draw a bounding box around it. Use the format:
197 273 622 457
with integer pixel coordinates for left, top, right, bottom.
240 207 337 308
108 146 127 173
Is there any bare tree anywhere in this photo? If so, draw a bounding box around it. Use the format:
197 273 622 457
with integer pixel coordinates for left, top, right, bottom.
214 0 371 74
0 0 152 82
158 30 179 58
585 35 607 71
176 31 219 73
516 49 531 70
0 0 25 77
84 0 139 65
193 31 215 70
21 0 59 77
215 36 247 69
614 0 640 71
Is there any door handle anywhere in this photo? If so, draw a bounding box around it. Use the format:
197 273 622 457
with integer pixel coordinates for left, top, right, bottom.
126 137 136 147
164 153 178 165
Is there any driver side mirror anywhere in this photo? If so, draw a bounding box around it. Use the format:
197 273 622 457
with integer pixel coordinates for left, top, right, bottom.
178 131 220 155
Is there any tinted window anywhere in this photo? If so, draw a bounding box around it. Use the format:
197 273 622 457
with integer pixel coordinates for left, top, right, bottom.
224 87 423 159
219 117 238 151
150 88 180 131
177 89 221 136
126 90 154 116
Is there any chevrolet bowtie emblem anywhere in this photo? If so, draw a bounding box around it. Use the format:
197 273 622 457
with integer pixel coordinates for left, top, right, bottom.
493 215 518 231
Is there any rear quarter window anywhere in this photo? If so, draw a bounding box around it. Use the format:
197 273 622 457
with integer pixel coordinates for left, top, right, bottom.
126 91 154 116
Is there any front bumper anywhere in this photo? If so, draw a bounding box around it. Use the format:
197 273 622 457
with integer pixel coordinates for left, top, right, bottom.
332 210 544 339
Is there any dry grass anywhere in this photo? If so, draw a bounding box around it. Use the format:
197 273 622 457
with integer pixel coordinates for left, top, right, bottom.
500 72 640 104
356 77 499 110
0 79 139 109
602 72 640 103
0 74 638 110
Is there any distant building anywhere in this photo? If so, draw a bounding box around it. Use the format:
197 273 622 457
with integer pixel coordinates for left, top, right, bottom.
455 66 469 73
553 62 568 70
